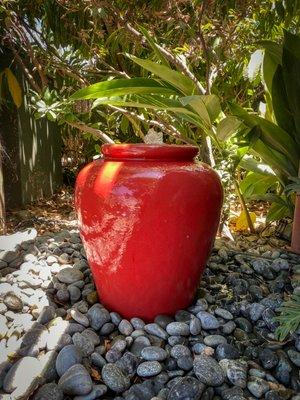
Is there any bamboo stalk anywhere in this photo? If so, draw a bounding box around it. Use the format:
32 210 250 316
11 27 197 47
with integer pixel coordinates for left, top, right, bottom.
234 178 255 233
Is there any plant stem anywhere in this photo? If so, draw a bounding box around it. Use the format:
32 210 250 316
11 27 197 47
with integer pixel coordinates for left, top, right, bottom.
66 121 115 144
234 178 255 233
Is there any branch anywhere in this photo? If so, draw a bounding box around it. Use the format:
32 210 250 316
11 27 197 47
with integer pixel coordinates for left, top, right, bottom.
197 0 211 94
66 121 115 144
124 22 206 95
10 46 42 93
109 105 195 145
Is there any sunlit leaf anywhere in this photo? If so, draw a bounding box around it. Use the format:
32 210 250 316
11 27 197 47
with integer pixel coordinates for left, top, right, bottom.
4 68 22 108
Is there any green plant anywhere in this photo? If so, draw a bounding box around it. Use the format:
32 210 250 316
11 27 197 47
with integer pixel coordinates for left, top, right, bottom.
220 30 300 249
275 294 300 341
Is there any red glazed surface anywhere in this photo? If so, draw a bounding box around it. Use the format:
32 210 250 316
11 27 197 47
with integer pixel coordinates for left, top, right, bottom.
75 144 223 321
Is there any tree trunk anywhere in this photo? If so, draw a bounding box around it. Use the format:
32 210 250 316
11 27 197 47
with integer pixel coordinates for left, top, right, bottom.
291 163 300 254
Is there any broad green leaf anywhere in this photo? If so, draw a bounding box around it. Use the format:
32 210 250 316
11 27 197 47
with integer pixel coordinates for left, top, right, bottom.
180 96 211 129
201 95 221 122
216 116 244 141
230 102 299 167
251 139 297 178
240 156 276 176
263 48 281 95
92 95 196 115
272 65 295 134
258 40 282 65
138 26 170 67
70 78 177 100
126 54 196 95
282 30 300 146
267 201 292 221
240 172 277 198
4 68 22 108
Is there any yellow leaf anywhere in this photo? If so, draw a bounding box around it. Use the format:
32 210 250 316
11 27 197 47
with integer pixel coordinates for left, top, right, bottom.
4 68 22 108
235 211 256 231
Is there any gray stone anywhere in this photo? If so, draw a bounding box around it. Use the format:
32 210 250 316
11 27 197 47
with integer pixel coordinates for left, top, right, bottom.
130 335 151 356
112 339 127 352
57 267 84 284
167 376 205 400
106 348 122 363
0 250 18 264
102 363 131 393
81 329 100 346
3 292 23 312
141 346 168 361
72 332 94 356
99 322 115 335
39 350 58 382
247 377 269 398
58 364 93 396
193 355 225 386
215 343 240 360
33 382 64 400
55 345 83 377
91 352 107 368
68 285 82 303
37 306 56 325
73 385 107 400
271 258 289 271
154 315 174 329
219 359 248 388
110 311 122 326
259 348 279 369
166 322 190 336
137 361 162 377
3 356 41 394
196 311 220 330
214 308 233 320
87 304 110 330
130 317 145 330
177 356 193 371
119 319 134 335
248 303 265 322
203 334 227 347
116 351 139 378
70 309 89 327
56 289 70 303
189 317 201 335
287 349 300 367
170 344 191 359
144 323 168 340
222 321 236 335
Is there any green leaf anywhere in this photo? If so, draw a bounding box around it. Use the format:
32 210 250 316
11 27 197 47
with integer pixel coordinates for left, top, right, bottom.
126 54 196 95
240 172 277 198
70 78 177 100
138 26 170 67
230 103 299 168
272 65 295 134
258 40 282 65
216 116 244 141
92 95 197 116
240 156 276 176
180 96 211 129
282 30 300 146
201 95 221 122
267 201 292 221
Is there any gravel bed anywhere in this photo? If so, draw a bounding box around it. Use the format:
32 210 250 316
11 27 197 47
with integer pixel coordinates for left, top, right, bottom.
0 229 300 400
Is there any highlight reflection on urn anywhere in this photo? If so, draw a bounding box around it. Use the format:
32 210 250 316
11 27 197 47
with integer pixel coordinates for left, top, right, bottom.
75 144 223 321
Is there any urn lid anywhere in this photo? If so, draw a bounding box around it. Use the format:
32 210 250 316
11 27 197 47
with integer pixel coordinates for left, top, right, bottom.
102 144 199 161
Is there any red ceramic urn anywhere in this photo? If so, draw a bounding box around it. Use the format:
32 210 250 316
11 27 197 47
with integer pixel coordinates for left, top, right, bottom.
75 144 223 321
